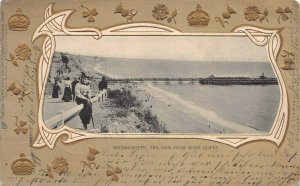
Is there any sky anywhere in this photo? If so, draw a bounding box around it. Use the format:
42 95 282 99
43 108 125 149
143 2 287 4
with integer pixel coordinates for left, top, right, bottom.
56 35 270 63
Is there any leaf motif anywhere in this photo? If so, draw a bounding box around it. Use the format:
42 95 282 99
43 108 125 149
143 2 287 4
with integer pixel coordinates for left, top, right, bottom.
121 9 129 17
21 128 28 134
282 13 289 21
87 154 95 161
115 3 124 13
111 174 119 181
276 7 283 13
115 166 122 174
7 82 16 91
82 11 90 18
259 16 265 22
14 128 21 134
227 5 236 14
19 120 27 127
90 9 98 16
88 147 99 155
106 170 114 176
88 15 95 22
284 7 292 13
263 8 268 16
12 60 19 66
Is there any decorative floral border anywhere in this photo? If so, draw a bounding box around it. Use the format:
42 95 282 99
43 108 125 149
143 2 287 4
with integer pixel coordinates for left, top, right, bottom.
32 4 288 149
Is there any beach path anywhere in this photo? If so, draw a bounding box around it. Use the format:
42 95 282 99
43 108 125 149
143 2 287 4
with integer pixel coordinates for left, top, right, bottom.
43 95 84 128
43 95 77 121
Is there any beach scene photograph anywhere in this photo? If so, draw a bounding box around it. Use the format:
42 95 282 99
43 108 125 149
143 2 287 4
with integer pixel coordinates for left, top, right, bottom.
42 35 281 134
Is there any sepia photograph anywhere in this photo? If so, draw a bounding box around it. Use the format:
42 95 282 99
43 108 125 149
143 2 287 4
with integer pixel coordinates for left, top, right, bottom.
42 35 281 134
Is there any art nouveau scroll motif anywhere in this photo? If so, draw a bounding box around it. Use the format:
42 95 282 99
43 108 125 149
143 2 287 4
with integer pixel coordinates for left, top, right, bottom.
32 4 288 149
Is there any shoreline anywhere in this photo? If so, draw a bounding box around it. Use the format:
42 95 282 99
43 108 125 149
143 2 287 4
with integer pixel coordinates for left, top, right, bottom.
93 63 123 79
136 83 258 134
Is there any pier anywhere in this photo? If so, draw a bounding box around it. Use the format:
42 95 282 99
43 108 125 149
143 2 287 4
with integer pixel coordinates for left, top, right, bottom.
107 77 199 82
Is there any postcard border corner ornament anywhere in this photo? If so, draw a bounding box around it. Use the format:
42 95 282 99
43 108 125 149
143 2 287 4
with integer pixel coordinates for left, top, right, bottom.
32 4 288 149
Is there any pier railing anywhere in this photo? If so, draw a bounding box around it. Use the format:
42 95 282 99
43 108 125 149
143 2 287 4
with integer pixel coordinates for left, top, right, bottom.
46 90 107 129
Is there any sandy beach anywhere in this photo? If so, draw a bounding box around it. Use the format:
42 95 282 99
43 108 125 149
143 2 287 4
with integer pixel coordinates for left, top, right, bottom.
136 83 257 133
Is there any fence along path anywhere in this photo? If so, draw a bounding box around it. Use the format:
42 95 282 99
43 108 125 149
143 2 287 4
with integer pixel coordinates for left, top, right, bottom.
46 90 107 129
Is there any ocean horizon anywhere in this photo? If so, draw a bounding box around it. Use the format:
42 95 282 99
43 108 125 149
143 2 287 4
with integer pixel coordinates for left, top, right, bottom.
94 58 277 79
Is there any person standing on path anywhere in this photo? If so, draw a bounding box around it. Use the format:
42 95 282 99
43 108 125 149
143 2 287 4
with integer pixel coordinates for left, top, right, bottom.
52 78 60 98
61 76 72 102
98 76 108 91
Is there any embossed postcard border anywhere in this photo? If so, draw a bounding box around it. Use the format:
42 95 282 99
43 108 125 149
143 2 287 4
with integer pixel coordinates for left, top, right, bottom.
32 4 288 149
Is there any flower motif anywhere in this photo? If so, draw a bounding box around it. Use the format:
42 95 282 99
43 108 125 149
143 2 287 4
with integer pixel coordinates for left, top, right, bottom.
7 82 31 102
6 44 32 66
281 50 295 70
52 157 68 174
15 44 31 60
152 4 177 23
244 6 260 21
244 6 268 22
114 3 138 22
215 5 236 27
152 4 169 20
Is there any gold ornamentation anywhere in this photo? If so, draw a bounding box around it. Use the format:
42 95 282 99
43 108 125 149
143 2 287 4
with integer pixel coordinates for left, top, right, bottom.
215 5 237 28
187 4 210 26
6 44 32 66
244 6 269 22
7 82 31 102
14 116 28 135
8 9 30 31
80 147 99 169
281 50 295 70
106 165 122 182
41 157 69 179
11 153 34 175
276 7 292 24
152 4 177 23
52 157 69 174
114 3 138 22
81 4 98 22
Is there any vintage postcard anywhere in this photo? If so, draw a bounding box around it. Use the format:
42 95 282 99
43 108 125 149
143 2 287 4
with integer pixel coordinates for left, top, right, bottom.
0 0 299 185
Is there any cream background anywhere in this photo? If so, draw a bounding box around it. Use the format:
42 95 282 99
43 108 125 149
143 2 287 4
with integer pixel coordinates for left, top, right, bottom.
0 0 299 185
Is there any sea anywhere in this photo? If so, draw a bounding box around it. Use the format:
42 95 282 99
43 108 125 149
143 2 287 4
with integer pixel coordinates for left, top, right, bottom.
95 59 281 133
